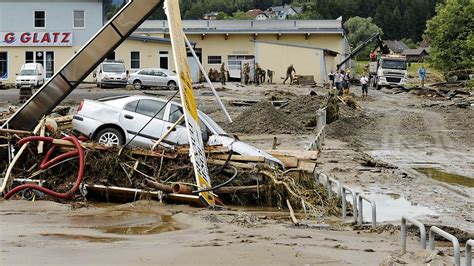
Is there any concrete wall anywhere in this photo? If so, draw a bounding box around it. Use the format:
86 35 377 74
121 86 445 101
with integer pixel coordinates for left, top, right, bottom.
114 39 175 72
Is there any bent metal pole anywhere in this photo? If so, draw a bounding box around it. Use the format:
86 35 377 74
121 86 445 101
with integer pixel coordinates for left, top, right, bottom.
184 35 233 123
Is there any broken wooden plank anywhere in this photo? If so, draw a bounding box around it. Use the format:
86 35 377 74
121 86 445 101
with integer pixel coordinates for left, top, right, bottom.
267 149 320 161
0 128 33 136
209 154 265 162
207 159 255 169
215 185 268 194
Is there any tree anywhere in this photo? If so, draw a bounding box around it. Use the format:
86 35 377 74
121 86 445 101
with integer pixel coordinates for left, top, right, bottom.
344 17 383 47
425 0 474 72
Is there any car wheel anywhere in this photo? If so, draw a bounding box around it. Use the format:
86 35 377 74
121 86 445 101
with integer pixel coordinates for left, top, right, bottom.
133 80 142 90
97 82 102 88
167 81 177 90
95 128 124 146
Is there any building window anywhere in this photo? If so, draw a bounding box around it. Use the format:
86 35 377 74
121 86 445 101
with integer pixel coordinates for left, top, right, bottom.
106 51 116 60
45 52 54 78
34 11 46 28
208 56 222 65
25 51 34 64
0 52 7 80
73 10 85 29
159 51 169 69
131 52 140 69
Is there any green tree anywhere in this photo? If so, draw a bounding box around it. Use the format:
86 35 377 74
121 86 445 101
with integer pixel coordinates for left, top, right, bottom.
344 17 383 47
425 0 474 72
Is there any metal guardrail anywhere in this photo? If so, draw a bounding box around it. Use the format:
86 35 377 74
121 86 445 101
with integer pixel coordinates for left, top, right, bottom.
306 108 326 151
357 194 377 228
400 216 427 253
341 185 357 221
465 239 473 266
429 226 461 266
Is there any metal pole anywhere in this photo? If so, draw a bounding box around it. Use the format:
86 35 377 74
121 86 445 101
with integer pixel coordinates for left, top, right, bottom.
184 35 232 123
466 239 473 266
429 226 461 266
151 114 184 150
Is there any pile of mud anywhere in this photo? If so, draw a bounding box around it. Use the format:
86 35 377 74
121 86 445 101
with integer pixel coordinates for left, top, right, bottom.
228 101 303 134
326 110 375 144
281 96 325 127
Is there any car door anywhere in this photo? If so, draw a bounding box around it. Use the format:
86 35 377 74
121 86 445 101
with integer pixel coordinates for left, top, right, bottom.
118 99 167 148
160 103 211 146
138 70 151 86
153 69 168 86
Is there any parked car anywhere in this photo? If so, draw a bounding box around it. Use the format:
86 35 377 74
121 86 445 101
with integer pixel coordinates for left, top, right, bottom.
93 60 128 88
15 63 45 88
72 95 283 167
128 68 178 90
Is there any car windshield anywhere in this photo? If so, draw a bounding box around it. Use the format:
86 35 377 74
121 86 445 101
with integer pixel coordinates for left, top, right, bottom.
199 111 226 135
20 69 37 76
381 59 407 70
103 64 125 73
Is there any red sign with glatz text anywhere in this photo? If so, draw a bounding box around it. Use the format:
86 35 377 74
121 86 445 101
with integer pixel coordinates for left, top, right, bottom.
0 32 73 46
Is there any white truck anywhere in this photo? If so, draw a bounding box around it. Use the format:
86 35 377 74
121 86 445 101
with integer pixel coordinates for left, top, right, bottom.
15 63 45 88
93 60 128 88
369 55 408 90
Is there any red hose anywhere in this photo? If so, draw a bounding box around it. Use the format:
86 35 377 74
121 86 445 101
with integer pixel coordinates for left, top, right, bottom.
4 136 85 200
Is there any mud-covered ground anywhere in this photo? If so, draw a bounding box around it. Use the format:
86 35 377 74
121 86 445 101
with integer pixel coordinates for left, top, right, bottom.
0 82 473 264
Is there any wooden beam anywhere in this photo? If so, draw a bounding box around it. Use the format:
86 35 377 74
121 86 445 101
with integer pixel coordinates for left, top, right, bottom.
209 154 265 162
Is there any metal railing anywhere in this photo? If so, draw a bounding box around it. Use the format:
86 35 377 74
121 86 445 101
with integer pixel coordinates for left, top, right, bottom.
400 216 427 253
306 108 326 151
465 239 473 266
429 226 461 266
357 194 377 228
341 185 357 221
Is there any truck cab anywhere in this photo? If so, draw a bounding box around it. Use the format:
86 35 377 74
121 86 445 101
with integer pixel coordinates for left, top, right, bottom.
370 55 408 89
15 63 45 88
93 60 128 88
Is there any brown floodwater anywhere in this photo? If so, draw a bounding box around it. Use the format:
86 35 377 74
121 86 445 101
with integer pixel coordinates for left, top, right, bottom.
416 168 474 188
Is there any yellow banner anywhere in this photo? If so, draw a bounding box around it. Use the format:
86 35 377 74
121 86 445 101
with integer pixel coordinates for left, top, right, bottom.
165 0 214 206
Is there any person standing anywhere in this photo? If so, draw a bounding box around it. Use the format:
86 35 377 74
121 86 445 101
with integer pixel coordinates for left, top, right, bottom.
283 64 296 85
267 69 274 84
418 65 426 87
328 70 335 87
334 70 341 91
343 69 350 95
220 62 227 85
243 63 250 85
360 74 369 98
255 63 262 85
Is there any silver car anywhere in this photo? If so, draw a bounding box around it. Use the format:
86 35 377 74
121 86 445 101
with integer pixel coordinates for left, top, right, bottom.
128 68 179 90
72 95 283 167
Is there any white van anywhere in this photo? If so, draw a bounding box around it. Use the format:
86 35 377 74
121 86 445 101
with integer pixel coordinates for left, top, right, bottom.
93 60 128 88
15 63 45 88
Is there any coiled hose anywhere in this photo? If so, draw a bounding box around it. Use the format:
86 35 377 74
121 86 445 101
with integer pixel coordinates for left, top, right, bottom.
4 136 85 200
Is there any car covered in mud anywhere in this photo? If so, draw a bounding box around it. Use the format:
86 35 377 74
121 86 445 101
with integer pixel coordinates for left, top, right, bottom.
72 95 283 167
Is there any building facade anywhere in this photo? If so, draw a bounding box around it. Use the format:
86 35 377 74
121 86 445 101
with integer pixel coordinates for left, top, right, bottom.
1 1 346 85
0 0 103 84
134 20 345 83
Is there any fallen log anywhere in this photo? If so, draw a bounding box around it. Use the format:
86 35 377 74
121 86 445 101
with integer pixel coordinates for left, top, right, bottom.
0 128 33 136
210 154 265 163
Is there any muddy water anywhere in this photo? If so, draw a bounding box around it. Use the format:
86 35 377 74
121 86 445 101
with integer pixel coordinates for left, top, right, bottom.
68 203 184 236
416 168 474 188
355 192 436 223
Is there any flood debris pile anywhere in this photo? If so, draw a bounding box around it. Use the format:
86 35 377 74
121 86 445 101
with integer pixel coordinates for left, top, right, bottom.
0 116 340 217
229 95 327 134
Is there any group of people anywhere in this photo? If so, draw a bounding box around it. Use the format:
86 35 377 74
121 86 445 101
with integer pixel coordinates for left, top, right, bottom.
328 69 352 95
242 63 275 85
329 69 369 97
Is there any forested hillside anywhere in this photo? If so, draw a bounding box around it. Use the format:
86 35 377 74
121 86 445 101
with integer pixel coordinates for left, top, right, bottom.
104 0 444 42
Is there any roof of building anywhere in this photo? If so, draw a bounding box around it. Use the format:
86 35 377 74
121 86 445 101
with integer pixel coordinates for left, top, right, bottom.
384 40 409 53
402 48 430 56
127 35 197 45
136 20 343 35
246 9 265 19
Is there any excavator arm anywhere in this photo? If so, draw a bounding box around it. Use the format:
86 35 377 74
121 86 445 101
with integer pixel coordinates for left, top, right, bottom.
337 32 388 70
2 0 163 131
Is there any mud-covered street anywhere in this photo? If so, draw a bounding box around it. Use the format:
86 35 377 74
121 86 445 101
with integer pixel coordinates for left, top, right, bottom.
1 81 472 264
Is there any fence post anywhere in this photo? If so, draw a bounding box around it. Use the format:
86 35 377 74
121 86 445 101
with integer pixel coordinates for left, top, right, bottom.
357 194 376 228
400 216 427 254
466 239 473 266
429 226 461 266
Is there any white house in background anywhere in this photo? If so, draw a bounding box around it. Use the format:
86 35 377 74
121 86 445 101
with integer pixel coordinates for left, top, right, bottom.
268 5 303 20
246 9 269 20
203 12 219 20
